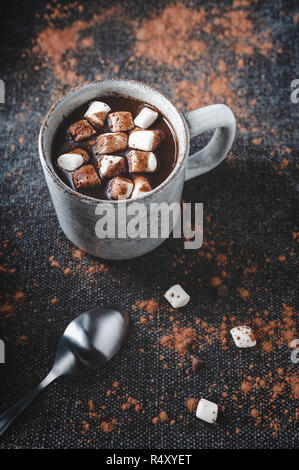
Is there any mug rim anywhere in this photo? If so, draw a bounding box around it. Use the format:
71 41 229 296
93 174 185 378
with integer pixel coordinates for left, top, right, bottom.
38 78 190 205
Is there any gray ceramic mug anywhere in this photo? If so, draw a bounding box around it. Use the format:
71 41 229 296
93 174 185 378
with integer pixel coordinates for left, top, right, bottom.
39 79 236 260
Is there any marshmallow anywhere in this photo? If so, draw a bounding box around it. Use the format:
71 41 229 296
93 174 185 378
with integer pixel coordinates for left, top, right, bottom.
196 399 218 424
131 175 152 199
127 150 157 173
57 153 84 172
230 326 256 348
97 132 128 154
68 119 96 142
69 148 90 163
98 155 127 179
164 284 190 308
72 164 101 190
128 129 163 151
134 106 158 129
109 176 133 200
84 101 111 127
108 111 134 132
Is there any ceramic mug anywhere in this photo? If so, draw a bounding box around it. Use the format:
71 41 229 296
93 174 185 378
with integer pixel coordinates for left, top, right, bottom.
39 79 236 260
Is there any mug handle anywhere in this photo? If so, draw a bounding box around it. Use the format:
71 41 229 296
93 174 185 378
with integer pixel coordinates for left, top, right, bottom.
183 104 236 181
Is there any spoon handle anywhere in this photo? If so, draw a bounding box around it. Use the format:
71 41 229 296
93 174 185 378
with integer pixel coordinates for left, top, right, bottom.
0 370 57 437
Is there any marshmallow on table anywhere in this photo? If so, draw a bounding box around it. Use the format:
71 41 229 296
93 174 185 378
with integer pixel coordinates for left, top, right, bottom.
164 284 190 308
230 326 256 348
109 176 133 200
72 164 101 190
97 132 128 154
134 106 158 129
84 101 111 127
57 153 84 172
128 129 163 151
108 111 134 132
196 399 218 424
68 119 96 142
127 150 157 173
131 175 152 199
98 155 127 179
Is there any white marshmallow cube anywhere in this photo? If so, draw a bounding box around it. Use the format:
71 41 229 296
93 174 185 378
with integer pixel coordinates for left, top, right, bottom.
128 150 157 173
128 129 162 151
230 326 256 348
134 107 158 129
109 177 134 200
131 176 152 199
84 101 111 127
97 132 128 154
57 153 84 172
98 155 126 179
164 284 190 308
196 399 218 424
108 111 134 132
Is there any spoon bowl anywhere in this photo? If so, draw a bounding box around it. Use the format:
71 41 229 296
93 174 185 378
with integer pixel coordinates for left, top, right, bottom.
53 305 129 376
0 304 129 437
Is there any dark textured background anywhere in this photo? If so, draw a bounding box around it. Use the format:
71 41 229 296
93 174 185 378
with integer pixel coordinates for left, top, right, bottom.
0 0 298 449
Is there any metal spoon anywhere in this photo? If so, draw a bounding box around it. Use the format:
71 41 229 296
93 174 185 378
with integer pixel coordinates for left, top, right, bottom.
0 304 129 437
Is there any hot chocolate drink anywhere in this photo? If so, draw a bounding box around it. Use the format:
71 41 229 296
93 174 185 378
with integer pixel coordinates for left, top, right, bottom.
52 94 177 200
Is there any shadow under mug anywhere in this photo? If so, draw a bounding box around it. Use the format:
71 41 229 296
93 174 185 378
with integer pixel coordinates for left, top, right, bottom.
39 79 236 260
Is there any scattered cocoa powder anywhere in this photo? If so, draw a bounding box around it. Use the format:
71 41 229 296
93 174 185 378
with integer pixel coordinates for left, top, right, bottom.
210 276 222 287
160 326 196 355
186 398 198 413
13 291 25 302
271 383 285 401
33 9 116 85
17 335 28 346
135 5 207 68
88 400 95 412
241 381 252 394
251 408 259 418
238 288 250 299
134 298 158 314
73 249 84 260
290 375 299 399
159 411 169 422
100 420 116 432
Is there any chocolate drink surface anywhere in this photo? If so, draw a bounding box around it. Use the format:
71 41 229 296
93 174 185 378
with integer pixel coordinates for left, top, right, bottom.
52 94 178 200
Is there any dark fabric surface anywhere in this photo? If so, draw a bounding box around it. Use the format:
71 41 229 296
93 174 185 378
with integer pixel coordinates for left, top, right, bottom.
0 0 298 449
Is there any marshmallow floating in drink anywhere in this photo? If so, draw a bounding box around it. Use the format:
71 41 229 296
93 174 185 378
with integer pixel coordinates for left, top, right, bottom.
98 155 127 179
128 129 163 152
109 176 134 200
108 111 134 132
131 175 152 199
72 164 101 190
127 150 157 173
68 119 96 142
97 132 128 154
84 101 111 127
134 107 158 129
